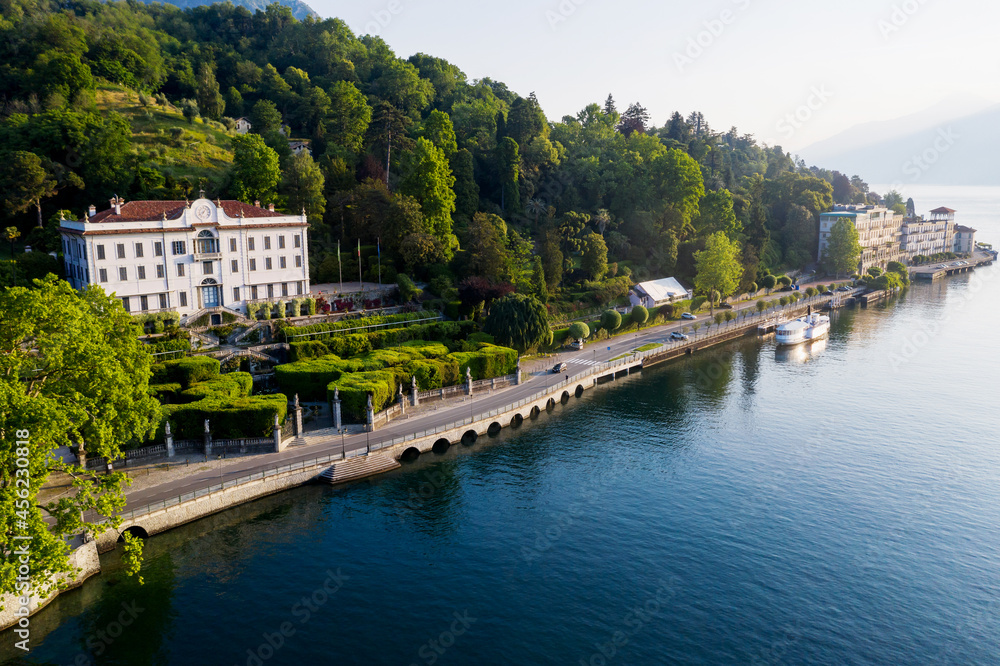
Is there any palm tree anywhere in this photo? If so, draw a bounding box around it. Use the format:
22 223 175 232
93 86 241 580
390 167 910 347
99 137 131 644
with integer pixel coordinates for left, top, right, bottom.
594 208 612 236
4 226 20 258
526 199 546 229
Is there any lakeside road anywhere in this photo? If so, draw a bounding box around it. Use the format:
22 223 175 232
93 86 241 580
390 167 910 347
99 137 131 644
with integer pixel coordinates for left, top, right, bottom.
114 292 826 515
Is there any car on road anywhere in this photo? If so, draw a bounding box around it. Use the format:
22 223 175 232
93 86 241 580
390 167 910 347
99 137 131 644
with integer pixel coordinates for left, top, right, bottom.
779 285 795 292
837 286 852 292
552 362 568 373
670 331 689 341
822 290 834 296
568 340 584 350
720 303 734 309
681 312 697 320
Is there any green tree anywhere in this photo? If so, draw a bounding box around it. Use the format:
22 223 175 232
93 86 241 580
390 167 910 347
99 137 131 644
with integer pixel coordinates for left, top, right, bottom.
0 277 160 597
601 309 622 332
530 256 548 302
326 81 371 154
232 134 281 204
495 136 521 213
280 152 325 218
694 232 744 315
249 99 283 137
4 227 20 258
824 218 862 277
400 138 457 247
652 148 705 229
451 149 479 219
760 274 777 294
568 321 590 342
225 87 244 117
0 152 58 229
422 110 458 158
581 232 608 281
482 293 551 353
463 212 511 282
541 228 564 290
630 305 649 329
196 62 225 121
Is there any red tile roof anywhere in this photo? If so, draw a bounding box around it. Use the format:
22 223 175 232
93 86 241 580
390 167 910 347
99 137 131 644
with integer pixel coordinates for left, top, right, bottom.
80 200 286 223
930 207 956 214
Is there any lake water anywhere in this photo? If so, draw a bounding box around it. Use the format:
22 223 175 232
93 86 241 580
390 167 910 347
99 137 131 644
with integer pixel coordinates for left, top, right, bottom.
4 188 999 666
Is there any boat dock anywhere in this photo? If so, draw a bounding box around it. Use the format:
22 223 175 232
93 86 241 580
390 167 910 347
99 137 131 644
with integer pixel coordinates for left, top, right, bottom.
910 251 994 281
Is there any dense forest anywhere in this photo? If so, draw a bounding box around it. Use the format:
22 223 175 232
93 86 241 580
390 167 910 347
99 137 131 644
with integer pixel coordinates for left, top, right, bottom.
0 0 883 310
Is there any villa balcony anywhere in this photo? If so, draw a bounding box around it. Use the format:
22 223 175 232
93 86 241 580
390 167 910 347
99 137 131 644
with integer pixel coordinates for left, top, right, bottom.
193 251 222 261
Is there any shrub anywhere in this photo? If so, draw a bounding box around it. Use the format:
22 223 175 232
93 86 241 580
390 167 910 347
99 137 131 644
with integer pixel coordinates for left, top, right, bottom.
405 357 461 390
151 356 220 388
601 309 622 332
568 322 590 341
690 295 707 312
289 340 331 362
327 371 398 421
447 343 518 380
776 275 792 287
397 273 422 302
159 371 287 439
631 305 649 328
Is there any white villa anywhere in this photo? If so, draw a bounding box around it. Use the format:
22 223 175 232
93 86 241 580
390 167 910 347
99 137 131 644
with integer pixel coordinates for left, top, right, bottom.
235 117 252 134
819 205 905 274
901 207 956 258
60 197 310 317
629 277 691 309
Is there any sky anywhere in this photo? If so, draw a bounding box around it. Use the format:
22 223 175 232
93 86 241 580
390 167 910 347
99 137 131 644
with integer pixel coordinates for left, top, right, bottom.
310 0 1000 153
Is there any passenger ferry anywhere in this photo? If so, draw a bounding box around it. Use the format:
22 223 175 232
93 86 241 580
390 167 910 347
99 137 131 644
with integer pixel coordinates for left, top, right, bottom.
775 307 831 347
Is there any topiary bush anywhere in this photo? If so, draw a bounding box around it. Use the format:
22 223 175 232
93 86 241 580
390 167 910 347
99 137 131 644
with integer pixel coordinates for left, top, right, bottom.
601 309 622 332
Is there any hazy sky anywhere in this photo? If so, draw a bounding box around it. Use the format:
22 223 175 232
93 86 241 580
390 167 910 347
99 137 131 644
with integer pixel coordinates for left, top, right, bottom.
311 0 1000 152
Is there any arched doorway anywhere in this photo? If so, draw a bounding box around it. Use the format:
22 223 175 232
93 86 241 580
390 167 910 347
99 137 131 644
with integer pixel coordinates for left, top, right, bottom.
201 278 220 308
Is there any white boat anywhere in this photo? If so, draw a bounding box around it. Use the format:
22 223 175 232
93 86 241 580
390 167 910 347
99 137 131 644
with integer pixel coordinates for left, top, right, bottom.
775 308 831 347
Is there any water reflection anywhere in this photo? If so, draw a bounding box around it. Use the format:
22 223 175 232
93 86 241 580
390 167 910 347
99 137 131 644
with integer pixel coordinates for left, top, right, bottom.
775 338 828 364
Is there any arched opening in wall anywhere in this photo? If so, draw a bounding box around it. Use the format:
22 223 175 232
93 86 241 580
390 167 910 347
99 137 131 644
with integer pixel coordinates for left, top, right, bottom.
561 391 570 404
117 526 149 542
487 422 502 437
432 439 450 454
546 399 555 411
530 406 540 419
510 414 524 428
401 447 421 462
575 385 585 398
461 430 478 445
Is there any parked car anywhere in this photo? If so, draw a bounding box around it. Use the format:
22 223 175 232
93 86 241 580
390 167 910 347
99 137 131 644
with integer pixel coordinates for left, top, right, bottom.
837 286 852 292
569 340 585 350
681 312 697 320
720 303 734 309
670 331 689 341
552 362 568 374
822 290 834 296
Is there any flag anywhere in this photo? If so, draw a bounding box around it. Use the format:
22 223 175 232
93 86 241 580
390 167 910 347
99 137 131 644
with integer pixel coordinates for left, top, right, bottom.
357 238 361 258
337 240 341 267
377 237 381 262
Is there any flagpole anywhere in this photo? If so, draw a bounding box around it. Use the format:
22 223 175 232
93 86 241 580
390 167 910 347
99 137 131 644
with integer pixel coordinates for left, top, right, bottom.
377 237 382 288
337 240 343 294
357 239 363 289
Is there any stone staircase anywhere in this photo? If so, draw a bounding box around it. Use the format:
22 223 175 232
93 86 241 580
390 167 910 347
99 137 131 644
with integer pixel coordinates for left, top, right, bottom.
317 453 400 486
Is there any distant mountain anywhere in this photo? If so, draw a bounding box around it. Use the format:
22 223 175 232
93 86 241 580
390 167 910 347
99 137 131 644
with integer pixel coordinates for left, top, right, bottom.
798 99 1000 187
140 0 319 20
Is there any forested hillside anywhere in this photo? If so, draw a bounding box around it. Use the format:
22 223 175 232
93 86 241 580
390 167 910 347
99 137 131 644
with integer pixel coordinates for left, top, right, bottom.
0 0 881 309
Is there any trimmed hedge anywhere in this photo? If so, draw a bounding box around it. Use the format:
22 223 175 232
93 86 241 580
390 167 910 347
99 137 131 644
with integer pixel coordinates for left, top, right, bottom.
147 338 191 355
159 371 287 439
327 370 400 421
286 311 436 340
289 340 332 362
404 357 461 390
276 341 453 400
447 343 518 381
151 356 220 388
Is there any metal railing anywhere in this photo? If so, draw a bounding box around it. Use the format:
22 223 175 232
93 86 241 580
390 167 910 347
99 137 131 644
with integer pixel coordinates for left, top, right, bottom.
284 315 444 340
114 452 347 521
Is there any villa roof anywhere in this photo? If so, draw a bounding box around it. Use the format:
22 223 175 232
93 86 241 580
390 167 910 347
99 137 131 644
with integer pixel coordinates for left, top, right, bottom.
930 207 956 214
954 225 977 233
80 200 284 224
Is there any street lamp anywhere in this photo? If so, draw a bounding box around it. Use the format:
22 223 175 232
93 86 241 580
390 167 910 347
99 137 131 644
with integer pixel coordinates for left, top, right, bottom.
340 428 346 459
